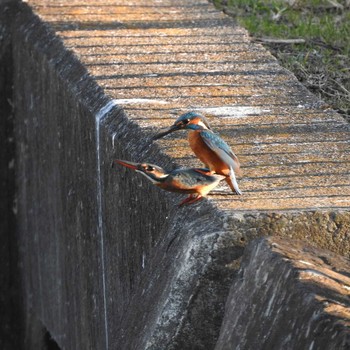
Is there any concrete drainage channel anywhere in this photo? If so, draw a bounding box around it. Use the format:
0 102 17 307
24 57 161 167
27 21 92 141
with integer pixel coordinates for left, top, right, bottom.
1 0 349 349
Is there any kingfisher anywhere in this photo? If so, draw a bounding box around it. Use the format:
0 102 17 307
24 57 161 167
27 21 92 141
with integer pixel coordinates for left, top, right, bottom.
153 111 242 195
114 159 225 206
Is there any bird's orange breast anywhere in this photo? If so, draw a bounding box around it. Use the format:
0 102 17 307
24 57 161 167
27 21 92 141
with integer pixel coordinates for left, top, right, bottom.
188 131 230 176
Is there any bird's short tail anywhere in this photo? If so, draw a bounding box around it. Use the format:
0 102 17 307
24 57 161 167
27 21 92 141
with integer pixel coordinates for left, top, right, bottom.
226 167 242 195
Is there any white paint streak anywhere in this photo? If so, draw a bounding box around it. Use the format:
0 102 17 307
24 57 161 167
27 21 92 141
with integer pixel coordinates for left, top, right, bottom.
112 132 118 149
298 260 314 266
264 290 276 317
142 252 146 269
196 106 267 118
96 99 118 350
113 98 168 105
301 269 326 278
98 100 119 118
306 310 320 338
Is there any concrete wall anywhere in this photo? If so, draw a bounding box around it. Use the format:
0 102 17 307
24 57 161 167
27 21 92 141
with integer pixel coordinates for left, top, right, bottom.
0 2 23 349
1 1 349 349
216 237 350 350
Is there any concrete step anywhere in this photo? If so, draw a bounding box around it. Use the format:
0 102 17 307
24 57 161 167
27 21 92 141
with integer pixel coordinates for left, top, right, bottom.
216 236 350 350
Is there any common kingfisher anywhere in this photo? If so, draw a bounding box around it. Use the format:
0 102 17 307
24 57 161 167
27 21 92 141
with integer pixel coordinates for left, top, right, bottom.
114 159 225 206
153 111 242 195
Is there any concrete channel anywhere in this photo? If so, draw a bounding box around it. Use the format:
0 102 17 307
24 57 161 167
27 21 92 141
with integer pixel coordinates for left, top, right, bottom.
0 0 349 349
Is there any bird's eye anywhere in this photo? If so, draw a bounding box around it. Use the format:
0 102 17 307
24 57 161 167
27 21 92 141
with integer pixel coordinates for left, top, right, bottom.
183 119 190 125
146 165 154 171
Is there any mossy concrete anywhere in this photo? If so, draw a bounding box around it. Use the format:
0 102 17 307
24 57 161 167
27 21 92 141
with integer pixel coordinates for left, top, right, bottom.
6 0 350 349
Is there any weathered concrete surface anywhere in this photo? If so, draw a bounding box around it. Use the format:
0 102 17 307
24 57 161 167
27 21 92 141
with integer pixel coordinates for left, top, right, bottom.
0 2 23 349
7 0 350 349
28 0 350 222
216 236 350 350
13 9 111 348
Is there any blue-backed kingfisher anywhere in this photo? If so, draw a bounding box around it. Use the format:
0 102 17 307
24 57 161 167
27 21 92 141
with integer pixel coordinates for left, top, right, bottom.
153 111 242 195
114 159 225 206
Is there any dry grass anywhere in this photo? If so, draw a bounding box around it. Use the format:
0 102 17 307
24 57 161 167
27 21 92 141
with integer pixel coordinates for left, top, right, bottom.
212 0 350 121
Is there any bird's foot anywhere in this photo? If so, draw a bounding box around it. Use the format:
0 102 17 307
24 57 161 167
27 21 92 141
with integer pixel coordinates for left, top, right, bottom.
178 194 203 206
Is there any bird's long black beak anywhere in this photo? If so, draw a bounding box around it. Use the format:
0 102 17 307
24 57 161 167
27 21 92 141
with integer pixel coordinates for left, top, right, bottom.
152 124 179 140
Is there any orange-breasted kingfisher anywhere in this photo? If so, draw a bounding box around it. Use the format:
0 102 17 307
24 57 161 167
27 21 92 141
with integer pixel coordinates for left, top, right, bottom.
114 159 225 206
153 111 242 195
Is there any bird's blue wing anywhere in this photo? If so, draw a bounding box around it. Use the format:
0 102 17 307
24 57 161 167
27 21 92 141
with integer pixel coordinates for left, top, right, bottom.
200 130 240 172
171 169 209 188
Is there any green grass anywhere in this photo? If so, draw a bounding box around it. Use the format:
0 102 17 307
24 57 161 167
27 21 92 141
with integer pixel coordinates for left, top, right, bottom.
213 0 350 119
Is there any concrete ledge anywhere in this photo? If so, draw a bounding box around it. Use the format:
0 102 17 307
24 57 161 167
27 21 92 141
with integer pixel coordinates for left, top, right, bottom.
5 0 350 349
216 236 350 350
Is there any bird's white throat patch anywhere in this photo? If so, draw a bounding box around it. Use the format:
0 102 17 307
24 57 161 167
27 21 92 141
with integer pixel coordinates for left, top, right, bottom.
136 170 167 184
197 120 209 129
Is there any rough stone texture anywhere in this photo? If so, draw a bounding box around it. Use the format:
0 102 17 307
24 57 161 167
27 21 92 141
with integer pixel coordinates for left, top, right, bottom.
13 8 111 348
27 0 350 219
0 2 23 349
216 236 350 350
5 0 350 349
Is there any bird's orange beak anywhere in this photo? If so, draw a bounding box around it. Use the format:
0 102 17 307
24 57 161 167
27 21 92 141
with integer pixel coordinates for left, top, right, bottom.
114 159 139 171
